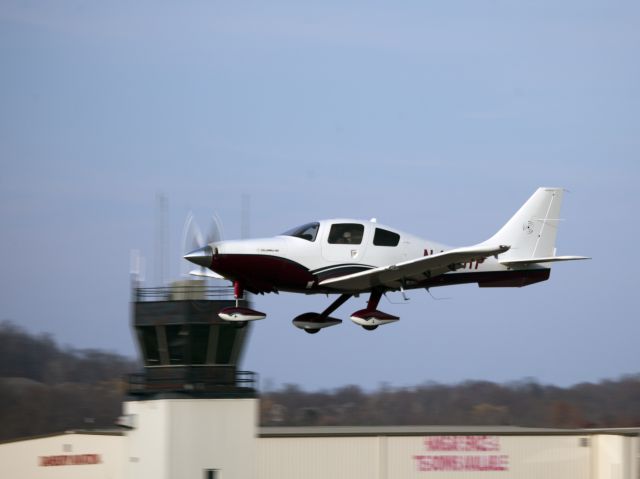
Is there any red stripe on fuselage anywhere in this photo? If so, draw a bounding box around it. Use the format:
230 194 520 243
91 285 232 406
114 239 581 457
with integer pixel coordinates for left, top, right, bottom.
211 254 314 293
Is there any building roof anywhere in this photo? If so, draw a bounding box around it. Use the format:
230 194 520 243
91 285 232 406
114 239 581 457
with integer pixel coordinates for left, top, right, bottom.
259 425 640 438
0 429 124 445
4 425 639 445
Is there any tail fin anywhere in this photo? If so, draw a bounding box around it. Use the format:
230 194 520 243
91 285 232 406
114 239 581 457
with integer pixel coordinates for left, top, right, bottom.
487 187 565 262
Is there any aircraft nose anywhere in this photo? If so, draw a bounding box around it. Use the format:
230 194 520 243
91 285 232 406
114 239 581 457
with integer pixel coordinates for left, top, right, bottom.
184 245 213 268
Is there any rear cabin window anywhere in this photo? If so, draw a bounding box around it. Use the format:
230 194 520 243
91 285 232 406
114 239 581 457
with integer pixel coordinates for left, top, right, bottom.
282 222 319 242
373 228 400 246
328 223 364 245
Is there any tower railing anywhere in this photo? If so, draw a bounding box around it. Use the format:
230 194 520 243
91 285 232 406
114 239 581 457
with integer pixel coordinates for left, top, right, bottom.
126 368 257 395
133 285 235 301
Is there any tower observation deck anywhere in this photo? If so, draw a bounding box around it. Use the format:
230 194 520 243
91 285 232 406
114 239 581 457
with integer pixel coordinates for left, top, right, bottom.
126 280 257 399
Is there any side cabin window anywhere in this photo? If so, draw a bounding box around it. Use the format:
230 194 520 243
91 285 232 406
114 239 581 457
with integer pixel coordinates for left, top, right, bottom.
373 228 400 247
282 222 319 242
328 223 364 245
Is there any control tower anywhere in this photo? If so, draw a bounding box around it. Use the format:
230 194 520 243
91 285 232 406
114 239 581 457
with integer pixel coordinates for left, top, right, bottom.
126 280 256 398
122 280 258 479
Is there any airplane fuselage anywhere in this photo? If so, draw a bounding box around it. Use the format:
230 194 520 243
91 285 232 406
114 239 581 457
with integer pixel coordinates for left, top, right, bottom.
184 188 587 332
207 219 549 295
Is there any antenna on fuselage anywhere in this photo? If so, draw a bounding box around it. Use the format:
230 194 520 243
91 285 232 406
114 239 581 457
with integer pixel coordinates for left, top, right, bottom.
425 287 452 301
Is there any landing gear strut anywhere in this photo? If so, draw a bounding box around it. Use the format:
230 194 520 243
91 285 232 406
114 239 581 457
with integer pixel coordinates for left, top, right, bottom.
218 281 267 326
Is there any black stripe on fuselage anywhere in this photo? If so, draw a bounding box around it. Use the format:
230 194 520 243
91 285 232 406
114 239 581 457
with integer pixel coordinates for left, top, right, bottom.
311 263 376 282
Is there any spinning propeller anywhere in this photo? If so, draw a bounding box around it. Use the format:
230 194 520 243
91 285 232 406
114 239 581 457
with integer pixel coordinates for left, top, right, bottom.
182 211 265 325
182 212 225 279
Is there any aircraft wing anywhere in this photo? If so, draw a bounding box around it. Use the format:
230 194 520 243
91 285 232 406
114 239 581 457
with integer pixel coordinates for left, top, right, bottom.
318 244 510 291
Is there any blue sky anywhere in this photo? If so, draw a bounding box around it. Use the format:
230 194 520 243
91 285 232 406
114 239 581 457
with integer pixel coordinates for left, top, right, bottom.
1 1 638 390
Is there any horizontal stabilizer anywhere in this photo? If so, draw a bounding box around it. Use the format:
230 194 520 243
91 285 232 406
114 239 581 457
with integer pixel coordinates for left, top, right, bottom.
500 255 590 266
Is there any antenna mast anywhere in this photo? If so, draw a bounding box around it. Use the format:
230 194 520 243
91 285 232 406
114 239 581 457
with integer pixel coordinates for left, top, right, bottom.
241 194 251 239
154 193 169 286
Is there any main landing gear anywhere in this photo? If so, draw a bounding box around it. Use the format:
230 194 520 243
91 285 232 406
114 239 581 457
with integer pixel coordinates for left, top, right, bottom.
292 294 351 334
217 281 266 328
217 283 399 333
349 290 399 331
292 290 399 334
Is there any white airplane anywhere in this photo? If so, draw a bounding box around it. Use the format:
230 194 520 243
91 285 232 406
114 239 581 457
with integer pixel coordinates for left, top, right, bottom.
184 187 588 333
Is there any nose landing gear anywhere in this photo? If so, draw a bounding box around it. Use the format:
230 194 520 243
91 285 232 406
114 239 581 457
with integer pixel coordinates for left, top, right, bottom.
218 281 267 327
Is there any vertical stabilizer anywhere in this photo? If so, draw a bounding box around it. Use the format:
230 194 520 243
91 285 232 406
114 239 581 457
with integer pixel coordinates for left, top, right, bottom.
487 188 565 261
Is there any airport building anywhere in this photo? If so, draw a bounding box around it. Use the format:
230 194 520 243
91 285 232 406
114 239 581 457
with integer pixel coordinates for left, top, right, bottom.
1 424 638 479
1 283 638 478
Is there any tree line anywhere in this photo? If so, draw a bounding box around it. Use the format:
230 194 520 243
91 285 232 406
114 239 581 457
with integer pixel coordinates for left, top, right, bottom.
0 321 137 441
260 378 640 428
0 321 638 441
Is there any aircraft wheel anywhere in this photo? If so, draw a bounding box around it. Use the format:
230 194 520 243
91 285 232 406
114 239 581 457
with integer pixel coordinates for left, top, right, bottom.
304 328 320 334
362 325 378 331
233 321 248 329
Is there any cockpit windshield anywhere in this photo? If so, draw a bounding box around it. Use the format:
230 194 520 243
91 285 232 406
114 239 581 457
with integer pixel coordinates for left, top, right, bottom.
281 222 320 242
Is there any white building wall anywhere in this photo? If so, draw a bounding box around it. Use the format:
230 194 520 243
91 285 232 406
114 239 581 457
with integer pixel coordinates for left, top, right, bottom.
257 433 640 479
0 433 124 479
123 399 170 479
1 425 637 479
592 435 638 479
167 399 258 479
124 398 258 479
258 436 379 479
386 435 590 479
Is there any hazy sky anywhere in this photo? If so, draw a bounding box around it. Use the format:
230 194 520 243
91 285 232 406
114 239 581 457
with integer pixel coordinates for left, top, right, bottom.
1 1 638 390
